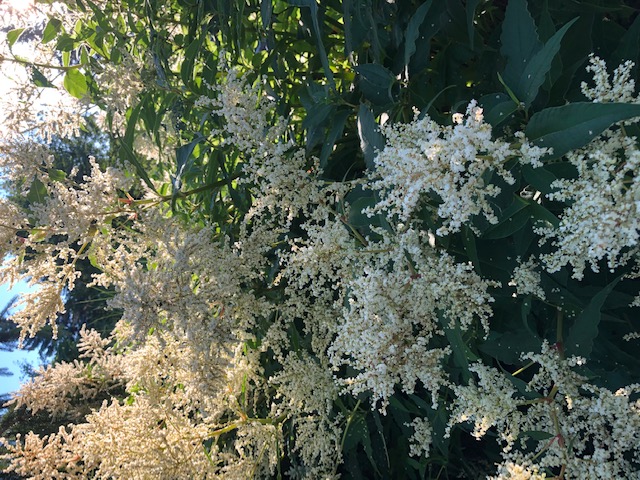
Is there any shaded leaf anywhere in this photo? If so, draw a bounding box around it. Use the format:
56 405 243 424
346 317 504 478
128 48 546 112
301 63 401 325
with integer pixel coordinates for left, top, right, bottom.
500 0 541 88
404 0 433 67
355 64 395 105
566 277 621 358
479 92 518 127
518 18 577 107
526 102 640 158
30 67 56 88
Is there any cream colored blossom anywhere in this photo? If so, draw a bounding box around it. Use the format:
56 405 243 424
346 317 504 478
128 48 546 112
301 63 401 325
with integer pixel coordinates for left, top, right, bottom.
369 101 548 235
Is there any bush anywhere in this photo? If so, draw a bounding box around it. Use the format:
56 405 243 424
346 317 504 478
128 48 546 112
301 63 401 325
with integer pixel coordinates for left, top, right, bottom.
1 0 639 478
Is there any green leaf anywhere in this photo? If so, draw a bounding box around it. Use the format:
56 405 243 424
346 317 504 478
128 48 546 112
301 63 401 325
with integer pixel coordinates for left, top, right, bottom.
357 104 384 170
63 69 88 99
342 414 379 475
287 0 334 87
479 330 542 364
42 18 63 44
482 196 530 239
521 164 557 194
355 64 395 106
518 18 577 107
440 322 476 381
7 28 25 48
30 67 56 88
612 13 640 67
526 102 640 159
260 0 273 29
56 34 76 52
403 0 433 68
461 225 481 274
47 169 66 182
180 36 205 87
521 430 554 441
320 109 350 169
479 92 518 127
173 136 204 198
500 0 541 89
465 0 480 49
119 100 157 194
26 178 48 206
528 202 559 229
303 102 333 151
347 195 375 228
565 277 621 358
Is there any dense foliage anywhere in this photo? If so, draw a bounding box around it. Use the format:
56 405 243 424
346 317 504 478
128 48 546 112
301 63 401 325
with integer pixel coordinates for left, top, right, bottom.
1 0 639 478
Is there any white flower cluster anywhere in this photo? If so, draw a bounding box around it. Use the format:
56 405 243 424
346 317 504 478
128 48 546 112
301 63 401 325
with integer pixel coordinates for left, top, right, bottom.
508 257 546 300
6 327 126 418
369 101 548 235
533 57 640 279
536 129 640 279
0 157 133 341
330 228 498 411
581 54 638 103
450 343 640 478
406 417 432 458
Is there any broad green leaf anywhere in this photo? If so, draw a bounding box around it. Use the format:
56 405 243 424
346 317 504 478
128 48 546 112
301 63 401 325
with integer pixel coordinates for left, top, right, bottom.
63 69 87 98
479 92 518 127
42 18 62 44
56 34 76 52
174 137 203 183
47 169 66 182
479 330 542 365
528 202 559 229
538 0 555 41
403 0 433 68
526 102 640 159
518 18 577 107
440 322 476 382
612 13 640 67
357 104 384 170
342 414 379 475
303 102 333 152
521 164 557 194
500 0 541 88
118 99 157 193
565 277 621 358
320 109 349 169
7 28 25 48
347 195 375 228
482 208 530 239
180 36 204 87
355 64 395 105
482 196 530 239
26 178 48 206
260 0 272 29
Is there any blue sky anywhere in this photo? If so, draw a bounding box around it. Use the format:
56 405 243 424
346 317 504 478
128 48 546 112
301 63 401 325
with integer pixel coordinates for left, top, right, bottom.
0 280 42 396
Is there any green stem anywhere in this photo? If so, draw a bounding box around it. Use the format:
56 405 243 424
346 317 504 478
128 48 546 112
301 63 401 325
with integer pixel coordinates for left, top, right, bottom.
0 54 84 72
556 308 564 359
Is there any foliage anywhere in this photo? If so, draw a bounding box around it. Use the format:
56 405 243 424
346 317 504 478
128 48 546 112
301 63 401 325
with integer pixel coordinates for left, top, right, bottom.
0 0 639 478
